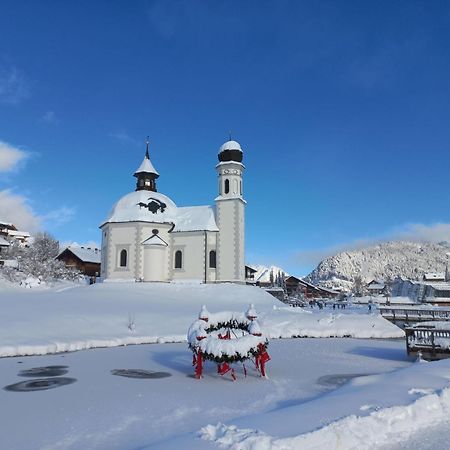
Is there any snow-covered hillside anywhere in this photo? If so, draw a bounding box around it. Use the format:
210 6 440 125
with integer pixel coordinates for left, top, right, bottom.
307 241 450 290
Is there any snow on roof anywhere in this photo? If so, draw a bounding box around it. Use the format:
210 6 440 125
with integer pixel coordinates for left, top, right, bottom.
0 220 14 228
173 206 218 232
102 191 218 232
61 246 101 264
142 234 168 246
424 272 445 281
7 230 30 237
102 190 177 226
367 283 385 290
0 236 10 246
134 156 159 176
219 140 242 152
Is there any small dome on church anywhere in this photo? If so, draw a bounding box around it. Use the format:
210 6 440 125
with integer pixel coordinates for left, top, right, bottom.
102 190 177 225
218 140 243 163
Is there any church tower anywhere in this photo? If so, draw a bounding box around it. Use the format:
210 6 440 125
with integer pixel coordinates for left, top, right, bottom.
215 140 246 283
134 138 159 192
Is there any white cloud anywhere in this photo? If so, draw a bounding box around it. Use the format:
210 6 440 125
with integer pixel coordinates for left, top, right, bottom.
0 189 41 232
40 110 58 124
0 66 29 105
392 222 450 243
0 141 29 173
109 131 140 147
41 206 76 228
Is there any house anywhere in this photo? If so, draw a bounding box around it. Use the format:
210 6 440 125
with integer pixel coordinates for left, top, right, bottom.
423 272 446 282
245 265 257 284
0 220 31 246
57 246 101 277
366 279 386 295
285 275 338 299
0 235 10 258
100 139 246 283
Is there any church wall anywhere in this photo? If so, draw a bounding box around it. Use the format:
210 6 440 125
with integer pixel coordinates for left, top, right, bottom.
104 223 138 280
138 223 172 281
216 199 245 283
170 231 217 282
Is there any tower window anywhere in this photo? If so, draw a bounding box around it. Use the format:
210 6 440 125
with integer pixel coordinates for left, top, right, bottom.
209 250 216 268
224 179 230 194
119 249 127 267
240 180 242 195
175 250 183 269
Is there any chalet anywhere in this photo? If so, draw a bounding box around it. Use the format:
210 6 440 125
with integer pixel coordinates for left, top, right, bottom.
423 272 446 282
245 265 257 284
285 275 338 299
423 282 450 305
0 236 9 256
0 220 30 246
366 279 386 295
57 246 101 277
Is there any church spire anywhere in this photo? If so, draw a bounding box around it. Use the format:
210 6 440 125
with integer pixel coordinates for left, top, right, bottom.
134 138 159 192
145 136 150 159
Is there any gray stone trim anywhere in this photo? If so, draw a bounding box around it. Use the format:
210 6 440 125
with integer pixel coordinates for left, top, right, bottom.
115 244 131 271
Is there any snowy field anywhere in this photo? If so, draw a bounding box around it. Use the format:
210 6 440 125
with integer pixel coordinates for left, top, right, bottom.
0 282 403 357
1 282 450 449
0 338 424 449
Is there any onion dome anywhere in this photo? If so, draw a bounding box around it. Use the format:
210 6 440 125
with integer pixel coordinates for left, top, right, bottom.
218 140 243 163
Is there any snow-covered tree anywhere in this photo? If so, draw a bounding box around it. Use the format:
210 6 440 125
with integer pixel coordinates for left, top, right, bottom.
17 232 81 281
352 275 366 297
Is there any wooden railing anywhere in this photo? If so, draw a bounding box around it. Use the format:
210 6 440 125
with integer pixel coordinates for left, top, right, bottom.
405 325 450 358
379 306 450 323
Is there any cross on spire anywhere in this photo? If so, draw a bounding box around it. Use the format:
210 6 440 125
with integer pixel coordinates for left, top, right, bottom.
228 131 232 141
145 136 150 159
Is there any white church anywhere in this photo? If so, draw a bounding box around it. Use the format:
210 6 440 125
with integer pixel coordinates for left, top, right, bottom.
100 139 246 283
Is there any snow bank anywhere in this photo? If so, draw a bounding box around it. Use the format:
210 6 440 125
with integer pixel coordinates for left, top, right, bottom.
200 388 450 449
200 358 450 450
0 283 402 358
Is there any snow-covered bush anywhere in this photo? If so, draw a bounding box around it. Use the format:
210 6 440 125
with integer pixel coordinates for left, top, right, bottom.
7 232 82 282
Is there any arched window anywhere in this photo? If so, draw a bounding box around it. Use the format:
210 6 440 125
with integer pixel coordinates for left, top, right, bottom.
240 180 242 195
175 250 183 269
119 249 127 267
209 250 216 268
224 179 230 194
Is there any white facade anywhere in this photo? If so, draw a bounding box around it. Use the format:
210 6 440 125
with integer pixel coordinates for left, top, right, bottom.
100 140 246 283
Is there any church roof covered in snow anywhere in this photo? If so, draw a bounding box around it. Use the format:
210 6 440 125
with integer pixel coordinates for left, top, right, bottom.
134 156 159 176
173 206 219 232
101 191 218 232
102 191 177 226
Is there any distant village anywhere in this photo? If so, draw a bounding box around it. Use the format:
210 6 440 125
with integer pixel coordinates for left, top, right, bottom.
2 218 449 306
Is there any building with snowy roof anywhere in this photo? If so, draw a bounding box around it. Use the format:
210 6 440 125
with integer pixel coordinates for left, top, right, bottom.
57 246 101 277
99 139 246 283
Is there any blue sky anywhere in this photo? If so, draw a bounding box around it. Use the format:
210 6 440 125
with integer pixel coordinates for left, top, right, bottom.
1 0 450 275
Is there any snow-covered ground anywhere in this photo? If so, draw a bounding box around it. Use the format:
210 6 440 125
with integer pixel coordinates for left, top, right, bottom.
0 282 403 357
0 338 419 450
1 281 449 449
